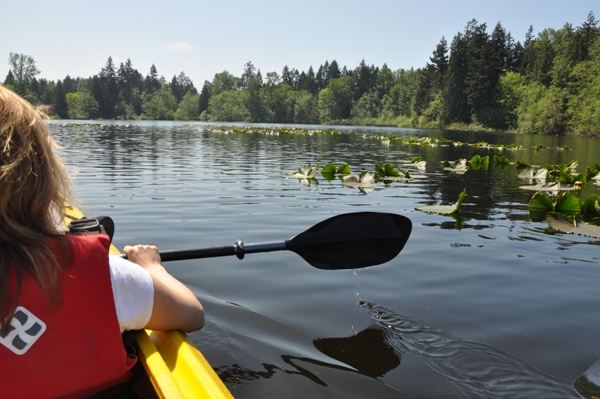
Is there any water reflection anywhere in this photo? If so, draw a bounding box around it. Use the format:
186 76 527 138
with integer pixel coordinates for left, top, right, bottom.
214 300 573 398
359 301 573 398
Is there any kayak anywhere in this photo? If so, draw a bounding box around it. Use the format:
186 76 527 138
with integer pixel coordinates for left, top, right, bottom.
64 205 234 399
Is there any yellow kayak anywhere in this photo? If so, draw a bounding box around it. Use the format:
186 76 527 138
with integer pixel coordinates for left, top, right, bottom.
65 205 234 399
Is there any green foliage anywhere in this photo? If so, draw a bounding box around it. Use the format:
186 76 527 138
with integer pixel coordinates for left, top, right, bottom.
174 92 200 120
208 90 249 122
10 15 599 133
321 163 351 179
318 76 354 123
586 163 600 178
493 155 510 166
66 91 99 119
374 163 404 179
469 155 489 170
528 191 582 212
142 90 177 120
516 160 531 169
8 53 40 96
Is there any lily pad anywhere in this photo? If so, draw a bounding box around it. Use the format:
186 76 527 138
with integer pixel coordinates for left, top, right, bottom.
547 212 600 239
470 155 489 170
417 189 467 215
493 155 510 166
528 191 582 212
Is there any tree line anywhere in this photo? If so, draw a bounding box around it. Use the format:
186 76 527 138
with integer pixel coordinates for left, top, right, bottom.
3 12 599 136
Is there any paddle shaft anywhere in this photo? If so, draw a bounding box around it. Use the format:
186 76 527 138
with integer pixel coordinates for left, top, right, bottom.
155 241 287 262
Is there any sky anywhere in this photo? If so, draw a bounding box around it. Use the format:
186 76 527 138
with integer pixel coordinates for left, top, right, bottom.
1 0 597 88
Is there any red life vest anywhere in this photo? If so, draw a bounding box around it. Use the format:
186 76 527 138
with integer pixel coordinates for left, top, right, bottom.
0 234 137 399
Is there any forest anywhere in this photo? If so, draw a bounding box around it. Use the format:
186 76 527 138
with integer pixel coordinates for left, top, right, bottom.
3 12 599 136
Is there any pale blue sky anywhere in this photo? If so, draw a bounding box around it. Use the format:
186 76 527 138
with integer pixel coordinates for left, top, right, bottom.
1 0 596 88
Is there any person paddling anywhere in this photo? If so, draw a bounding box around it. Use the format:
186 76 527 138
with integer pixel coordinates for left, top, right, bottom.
0 85 204 398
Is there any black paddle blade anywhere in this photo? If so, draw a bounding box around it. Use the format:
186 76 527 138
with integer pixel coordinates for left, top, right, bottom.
285 212 411 270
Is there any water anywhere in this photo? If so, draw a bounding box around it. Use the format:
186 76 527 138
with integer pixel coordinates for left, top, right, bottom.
50 120 600 398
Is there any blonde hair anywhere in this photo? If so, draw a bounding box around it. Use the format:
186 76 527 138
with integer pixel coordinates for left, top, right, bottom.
0 85 73 332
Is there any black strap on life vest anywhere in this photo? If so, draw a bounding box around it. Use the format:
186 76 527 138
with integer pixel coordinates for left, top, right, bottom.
68 216 115 244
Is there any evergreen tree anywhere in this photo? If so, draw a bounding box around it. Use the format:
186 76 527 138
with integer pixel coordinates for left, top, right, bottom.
353 59 377 100
239 61 257 89
198 80 211 115
442 32 470 124
281 65 295 87
3 70 16 88
329 60 341 80
54 81 68 118
144 64 161 94
93 56 119 118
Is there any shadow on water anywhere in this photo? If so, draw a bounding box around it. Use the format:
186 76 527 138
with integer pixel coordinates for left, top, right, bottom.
212 299 573 398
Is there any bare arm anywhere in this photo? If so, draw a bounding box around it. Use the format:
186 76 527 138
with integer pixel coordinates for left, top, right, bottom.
123 244 204 332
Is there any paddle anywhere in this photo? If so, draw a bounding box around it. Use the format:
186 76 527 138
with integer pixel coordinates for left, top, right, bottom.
121 212 411 270
574 359 600 399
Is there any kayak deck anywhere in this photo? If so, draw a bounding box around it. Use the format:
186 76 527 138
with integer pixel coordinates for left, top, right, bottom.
65 205 233 399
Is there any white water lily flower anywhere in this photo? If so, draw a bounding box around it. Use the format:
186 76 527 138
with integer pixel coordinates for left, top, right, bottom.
518 167 548 180
342 172 375 187
442 159 468 173
289 164 320 179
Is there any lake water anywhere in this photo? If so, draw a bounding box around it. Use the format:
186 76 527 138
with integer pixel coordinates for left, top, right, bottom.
50 120 600 399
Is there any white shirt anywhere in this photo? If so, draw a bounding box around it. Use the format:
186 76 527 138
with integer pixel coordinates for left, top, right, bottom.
108 255 154 332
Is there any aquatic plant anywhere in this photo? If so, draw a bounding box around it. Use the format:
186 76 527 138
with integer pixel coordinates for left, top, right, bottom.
493 155 510 167
342 172 375 193
441 159 468 173
469 155 489 170
533 144 548 150
518 167 548 180
515 160 531 169
528 191 582 214
321 163 351 179
288 164 320 179
545 161 578 178
374 163 409 180
586 163 600 179
416 189 467 215
547 212 600 238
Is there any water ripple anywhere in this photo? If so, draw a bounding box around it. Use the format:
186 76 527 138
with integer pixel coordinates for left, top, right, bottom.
360 301 574 399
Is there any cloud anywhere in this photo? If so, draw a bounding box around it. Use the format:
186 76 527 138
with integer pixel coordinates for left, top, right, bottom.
167 43 193 53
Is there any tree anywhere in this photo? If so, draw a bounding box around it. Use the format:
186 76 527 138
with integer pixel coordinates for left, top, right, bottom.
54 81 68 119
170 71 197 102
198 80 211 115
7 53 41 96
142 90 177 120
318 76 354 123
293 91 319 124
238 61 257 89
66 91 99 119
442 32 470 124
245 76 266 122
174 92 200 120
353 59 377 100
92 56 119 118
211 71 238 96
144 64 161 94
3 70 16 89
208 90 249 122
